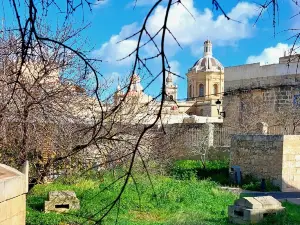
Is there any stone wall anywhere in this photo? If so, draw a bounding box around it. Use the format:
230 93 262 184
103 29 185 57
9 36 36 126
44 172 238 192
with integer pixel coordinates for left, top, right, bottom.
230 135 300 192
0 163 28 225
282 136 300 192
224 59 300 83
223 58 300 132
158 123 229 160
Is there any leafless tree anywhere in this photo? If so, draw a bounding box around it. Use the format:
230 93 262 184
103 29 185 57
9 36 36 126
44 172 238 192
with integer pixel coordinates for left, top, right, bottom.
0 0 299 223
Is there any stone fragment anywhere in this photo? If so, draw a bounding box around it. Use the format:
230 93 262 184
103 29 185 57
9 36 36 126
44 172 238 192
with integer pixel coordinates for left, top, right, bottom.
44 190 80 213
228 196 285 224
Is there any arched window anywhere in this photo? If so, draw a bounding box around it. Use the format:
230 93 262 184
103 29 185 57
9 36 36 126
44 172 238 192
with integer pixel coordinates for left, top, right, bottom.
199 84 204 97
213 84 218 96
170 95 174 101
189 84 192 98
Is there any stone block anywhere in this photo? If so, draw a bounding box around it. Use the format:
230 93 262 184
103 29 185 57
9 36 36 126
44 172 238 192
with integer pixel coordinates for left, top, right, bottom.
0 181 5 203
11 211 26 225
44 191 80 213
4 176 25 201
234 197 263 209
229 196 284 224
7 195 26 218
0 164 27 225
0 201 7 222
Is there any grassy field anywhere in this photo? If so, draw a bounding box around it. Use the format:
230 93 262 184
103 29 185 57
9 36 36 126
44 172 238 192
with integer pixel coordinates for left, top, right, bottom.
27 172 238 225
26 161 300 224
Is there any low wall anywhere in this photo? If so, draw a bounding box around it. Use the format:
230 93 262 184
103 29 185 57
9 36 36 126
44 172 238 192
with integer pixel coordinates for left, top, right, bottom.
231 135 300 192
0 163 28 225
178 146 230 161
282 136 300 192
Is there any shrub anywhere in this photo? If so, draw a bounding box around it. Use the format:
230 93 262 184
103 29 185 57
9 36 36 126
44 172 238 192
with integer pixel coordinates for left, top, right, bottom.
169 160 230 185
241 175 280 192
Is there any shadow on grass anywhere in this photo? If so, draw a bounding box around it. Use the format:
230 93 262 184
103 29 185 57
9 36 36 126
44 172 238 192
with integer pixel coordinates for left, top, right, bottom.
27 196 45 211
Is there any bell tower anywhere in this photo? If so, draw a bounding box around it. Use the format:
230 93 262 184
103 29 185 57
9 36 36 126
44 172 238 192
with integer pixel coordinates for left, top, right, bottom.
165 72 177 101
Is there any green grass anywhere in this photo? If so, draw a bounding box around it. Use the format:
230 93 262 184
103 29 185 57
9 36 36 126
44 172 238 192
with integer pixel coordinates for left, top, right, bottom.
170 160 229 185
170 160 280 191
26 161 300 224
258 202 300 225
27 172 238 225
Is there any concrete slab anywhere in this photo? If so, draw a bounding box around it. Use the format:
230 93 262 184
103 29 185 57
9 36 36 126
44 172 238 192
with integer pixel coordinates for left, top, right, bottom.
286 198 300 205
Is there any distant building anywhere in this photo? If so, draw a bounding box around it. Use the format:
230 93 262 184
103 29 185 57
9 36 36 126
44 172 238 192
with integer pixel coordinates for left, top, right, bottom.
113 40 225 125
223 52 300 131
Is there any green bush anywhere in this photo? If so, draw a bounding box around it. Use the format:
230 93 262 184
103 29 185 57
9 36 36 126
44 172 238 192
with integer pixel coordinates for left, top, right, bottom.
170 160 230 185
241 174 280 192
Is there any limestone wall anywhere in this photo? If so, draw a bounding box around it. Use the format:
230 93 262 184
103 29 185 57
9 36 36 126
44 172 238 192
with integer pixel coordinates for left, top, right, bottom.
231 135 300 192
282 136 300 192
0 163 28 225
224 61 300 83
230 135 284 188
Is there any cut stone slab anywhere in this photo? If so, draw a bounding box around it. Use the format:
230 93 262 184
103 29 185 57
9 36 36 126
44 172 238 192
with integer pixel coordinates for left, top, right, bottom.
228 196 285 224
44 190 80 213
0 163 28 225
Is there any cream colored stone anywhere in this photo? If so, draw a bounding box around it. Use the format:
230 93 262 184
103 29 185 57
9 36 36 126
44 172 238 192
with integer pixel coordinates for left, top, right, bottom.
4 176 25 201
0 181 5 203
0 164 28 225
228 196 285 224
11 212 26 225
0 201 7 222
44 191 80 213
7 195 26 218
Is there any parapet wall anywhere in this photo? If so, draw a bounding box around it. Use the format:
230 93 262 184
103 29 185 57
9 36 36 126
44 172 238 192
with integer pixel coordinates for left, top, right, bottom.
0 163 28 225
225 61 299 82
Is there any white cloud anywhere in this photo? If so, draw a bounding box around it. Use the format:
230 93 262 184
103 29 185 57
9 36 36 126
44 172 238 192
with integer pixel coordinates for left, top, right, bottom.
128 0 159 7
246 43 298 65
94 0 259 69
92 23 139 66
169 60 180 82
290 1 300 28
93 0 109 8
147 0 259 56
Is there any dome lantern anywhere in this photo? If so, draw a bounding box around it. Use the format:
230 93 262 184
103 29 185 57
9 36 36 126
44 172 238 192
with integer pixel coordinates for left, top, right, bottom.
204 40 212 57
190 40 224 73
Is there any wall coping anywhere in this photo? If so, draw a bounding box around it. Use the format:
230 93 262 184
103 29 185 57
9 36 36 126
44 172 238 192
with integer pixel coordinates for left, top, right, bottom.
232 134 284 142
0 163 28 203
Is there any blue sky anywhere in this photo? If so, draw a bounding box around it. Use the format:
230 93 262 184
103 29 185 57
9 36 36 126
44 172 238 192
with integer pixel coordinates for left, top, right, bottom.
87 0 299 99
1 0 299 100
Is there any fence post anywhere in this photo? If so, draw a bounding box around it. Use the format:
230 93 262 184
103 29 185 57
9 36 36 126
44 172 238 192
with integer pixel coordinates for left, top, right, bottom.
207 123 214 147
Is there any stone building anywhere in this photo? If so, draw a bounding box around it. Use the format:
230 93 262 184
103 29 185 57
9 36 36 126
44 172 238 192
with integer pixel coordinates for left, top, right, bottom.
186 40 224 117
165 72 178 101
112 40 225 124
223 53 300 132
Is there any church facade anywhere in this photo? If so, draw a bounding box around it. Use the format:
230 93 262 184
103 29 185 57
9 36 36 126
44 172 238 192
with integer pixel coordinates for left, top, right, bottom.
114 40 300 128
113 40 225 124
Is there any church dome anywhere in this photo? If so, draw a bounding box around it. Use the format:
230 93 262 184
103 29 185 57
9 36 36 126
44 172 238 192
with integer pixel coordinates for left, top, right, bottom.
191 40 224 72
